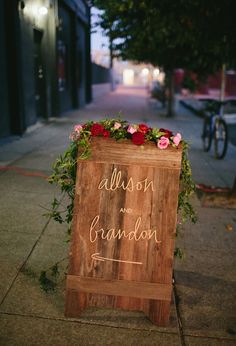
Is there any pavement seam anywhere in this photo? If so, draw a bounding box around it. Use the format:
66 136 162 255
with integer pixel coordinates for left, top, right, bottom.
0 310 179 335
182 332 236 341
0 216 52 307
173 274 186 346
1 311 235 342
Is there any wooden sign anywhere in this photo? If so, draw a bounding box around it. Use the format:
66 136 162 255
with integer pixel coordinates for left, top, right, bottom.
65 137 182 326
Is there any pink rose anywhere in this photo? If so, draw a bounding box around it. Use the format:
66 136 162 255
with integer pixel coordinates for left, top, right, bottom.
157 136 169 149
74 124 83 133
173 133 182 146
69 133 75 141
114 122 121 129
69 132 79 141
127 125 137 134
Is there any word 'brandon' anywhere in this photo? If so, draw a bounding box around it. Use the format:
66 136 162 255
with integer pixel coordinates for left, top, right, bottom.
89 215 161 244
98 168 154 192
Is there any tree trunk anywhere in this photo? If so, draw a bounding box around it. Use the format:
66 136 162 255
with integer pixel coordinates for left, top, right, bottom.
166 70 175 117
109 36 115 92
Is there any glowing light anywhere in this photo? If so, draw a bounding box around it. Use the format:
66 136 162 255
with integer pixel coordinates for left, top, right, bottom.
123 69 134 85
38 6 48 16
153 68 160 77
141 68 149 76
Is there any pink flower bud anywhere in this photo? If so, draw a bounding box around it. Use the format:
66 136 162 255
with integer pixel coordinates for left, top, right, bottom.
127 125 137 134
114 122 121 129
74 124 83 133
157 136 170 149
173 133 182 146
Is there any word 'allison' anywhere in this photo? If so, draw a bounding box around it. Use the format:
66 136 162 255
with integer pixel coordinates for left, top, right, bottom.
98 168 155 192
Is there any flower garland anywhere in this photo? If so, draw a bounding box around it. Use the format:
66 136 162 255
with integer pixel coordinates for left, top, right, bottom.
40 118 196 291
70 119 182 150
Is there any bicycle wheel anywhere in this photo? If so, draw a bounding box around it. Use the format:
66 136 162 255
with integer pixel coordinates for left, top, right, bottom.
202 117 212 152
214 118 228 159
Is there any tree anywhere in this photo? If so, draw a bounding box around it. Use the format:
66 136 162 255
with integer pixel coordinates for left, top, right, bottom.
93 0 236 116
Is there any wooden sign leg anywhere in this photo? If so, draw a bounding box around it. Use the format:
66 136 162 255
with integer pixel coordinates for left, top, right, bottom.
147 300 171 326
65 289 87 317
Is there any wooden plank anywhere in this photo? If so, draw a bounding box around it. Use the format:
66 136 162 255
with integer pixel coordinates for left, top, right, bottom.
67 275 172 301
82 137 182 169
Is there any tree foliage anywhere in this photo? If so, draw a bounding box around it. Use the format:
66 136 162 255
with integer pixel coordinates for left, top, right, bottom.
93 0 236 76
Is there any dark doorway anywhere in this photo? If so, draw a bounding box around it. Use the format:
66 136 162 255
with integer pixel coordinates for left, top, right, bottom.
33 29 47 118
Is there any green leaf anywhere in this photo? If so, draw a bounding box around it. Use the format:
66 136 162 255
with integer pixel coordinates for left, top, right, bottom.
39 271 56 292
51 264 59 278
174 247 185 260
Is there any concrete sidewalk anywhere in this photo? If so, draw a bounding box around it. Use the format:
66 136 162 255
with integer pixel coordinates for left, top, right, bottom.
0 86 235 345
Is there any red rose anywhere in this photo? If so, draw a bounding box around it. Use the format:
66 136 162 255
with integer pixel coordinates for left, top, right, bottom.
91 123 104 136
132 132 145 145
159 128 173 138
103 129 110 138
139 123 149 134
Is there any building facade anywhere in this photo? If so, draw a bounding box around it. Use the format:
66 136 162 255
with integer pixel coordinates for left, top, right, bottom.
0 0 91 139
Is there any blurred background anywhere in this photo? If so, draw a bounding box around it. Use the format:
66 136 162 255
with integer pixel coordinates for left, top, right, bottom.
1 0 236 140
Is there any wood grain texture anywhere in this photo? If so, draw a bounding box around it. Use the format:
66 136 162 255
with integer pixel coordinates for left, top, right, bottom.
86 137 182 169
67 275 172 301
65 137 182 326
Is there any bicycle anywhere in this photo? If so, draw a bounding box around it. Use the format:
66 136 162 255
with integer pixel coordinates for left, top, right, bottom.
201 100 228 159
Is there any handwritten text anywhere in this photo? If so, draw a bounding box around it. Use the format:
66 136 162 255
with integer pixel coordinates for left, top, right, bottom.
89 215 161 244
98 168 154 192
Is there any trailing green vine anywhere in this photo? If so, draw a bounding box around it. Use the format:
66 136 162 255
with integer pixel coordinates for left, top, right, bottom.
178 140 197 224
40 118 196 291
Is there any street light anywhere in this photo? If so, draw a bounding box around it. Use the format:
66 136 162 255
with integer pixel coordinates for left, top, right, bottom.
153 68 160 77
21 3 49 18
38 6 48 16
141 68 149 76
